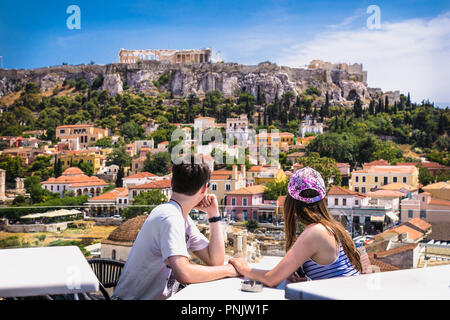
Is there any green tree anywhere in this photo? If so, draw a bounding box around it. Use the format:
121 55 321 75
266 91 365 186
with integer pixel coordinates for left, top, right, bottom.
263 179 287 200
143 152 171 175
123 190 168 220
297 152 341 188
106 147 132 168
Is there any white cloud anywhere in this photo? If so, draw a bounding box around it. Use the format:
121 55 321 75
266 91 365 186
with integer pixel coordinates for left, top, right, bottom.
276 11 450 103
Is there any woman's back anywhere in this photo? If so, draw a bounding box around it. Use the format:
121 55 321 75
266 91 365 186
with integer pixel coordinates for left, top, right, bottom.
298 223 360 280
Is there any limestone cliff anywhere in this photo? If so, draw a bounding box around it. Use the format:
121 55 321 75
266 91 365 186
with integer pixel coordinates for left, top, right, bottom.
0 60 400 105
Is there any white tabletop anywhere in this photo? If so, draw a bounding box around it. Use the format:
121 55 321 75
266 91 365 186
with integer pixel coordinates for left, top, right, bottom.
0 246 99 298
285 264 450 300
170 256 286 300
169 277 285 300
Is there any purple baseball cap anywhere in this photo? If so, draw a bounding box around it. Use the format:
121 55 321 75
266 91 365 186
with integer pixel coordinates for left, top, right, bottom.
288 167 326 204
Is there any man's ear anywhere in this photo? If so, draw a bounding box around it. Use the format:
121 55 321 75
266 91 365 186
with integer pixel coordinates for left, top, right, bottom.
200 183 208 194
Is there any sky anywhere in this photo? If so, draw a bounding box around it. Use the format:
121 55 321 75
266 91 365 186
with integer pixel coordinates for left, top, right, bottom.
1 0 449 105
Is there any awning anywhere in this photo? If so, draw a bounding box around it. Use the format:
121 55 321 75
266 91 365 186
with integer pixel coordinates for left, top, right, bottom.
385 211 399 222
370 215 385 222
20 209 82 219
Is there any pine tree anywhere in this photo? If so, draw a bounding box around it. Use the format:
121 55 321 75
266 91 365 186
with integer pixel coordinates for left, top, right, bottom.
378 98 384 114
116 166 124 187
353 98 363 118
369 99 375 115
385 96 390 113
407 92 411 108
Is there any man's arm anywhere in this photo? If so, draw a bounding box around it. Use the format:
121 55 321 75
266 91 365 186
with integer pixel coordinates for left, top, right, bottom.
168 255 238 284
192 194 225 266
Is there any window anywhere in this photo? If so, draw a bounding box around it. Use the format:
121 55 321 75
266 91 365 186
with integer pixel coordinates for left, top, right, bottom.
211 183 217 191
355 187 359 192
355 200 359 206
362 176 366 183
112 250 116 260
355 176 359 182
362 187 366 193
124 199 127 204
420 210 426 218
335 198 339 206
403 177 407 183
231 198 236 206
383 177 388 185
343 199 347 206
374 176 378 183
408 210 413 218
225 183 231 191
60 130 65 134
118 199 122 204
393 177 398 183
243 198 248 207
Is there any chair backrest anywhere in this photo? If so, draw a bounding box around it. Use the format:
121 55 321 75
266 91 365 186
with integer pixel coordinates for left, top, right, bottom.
88 258 125 288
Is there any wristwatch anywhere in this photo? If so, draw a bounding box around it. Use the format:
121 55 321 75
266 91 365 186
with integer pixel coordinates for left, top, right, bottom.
208 216 221 223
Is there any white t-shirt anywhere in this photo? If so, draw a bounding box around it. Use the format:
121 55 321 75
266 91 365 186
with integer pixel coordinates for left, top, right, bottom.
112 200 209 300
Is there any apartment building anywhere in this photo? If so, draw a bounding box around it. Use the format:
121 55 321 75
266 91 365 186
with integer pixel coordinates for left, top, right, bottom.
56 124 108 150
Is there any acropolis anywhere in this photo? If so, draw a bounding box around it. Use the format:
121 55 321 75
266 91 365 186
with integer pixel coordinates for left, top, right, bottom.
119 48 211 64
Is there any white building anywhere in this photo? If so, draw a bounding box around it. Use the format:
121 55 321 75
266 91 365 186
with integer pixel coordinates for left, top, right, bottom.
299 117 323 138
122 172 159 189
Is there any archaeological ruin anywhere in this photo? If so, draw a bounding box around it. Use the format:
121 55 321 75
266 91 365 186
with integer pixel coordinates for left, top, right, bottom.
119 48 211 64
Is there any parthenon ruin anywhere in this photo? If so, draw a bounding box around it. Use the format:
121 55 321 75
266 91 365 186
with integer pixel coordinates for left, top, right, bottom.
119 48 211 64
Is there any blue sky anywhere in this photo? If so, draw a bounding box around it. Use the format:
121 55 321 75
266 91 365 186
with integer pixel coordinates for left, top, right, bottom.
1 0 449 104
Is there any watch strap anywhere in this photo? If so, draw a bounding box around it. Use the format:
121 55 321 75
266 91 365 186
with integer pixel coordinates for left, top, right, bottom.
208 216 221 223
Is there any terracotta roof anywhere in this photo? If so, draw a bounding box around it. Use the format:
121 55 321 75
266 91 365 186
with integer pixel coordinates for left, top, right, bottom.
248 166 263 172
373 243 418 258
366 190 405 198
62 167 84 175
379 182 418 192
57 124 93 128
364 239 390 254
353 165 416 174
368 255 401 272
428 197 450 207
397 162 448 169
328 185 367 198
129 179 172 190
226 185 266 195
123 172 157 180
405 218 432 233
89 188 128 201
105 215 148 243
423 181 450 191
376 222 427 242
336 162 350 167
363 159 390 166
42 167 108 187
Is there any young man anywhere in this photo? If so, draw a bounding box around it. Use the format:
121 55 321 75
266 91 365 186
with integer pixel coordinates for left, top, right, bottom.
112 158 238 300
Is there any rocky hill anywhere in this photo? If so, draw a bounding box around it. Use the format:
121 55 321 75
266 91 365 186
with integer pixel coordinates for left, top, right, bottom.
0 60 400 106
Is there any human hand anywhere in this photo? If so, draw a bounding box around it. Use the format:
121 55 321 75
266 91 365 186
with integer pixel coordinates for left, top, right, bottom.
226 263 240 278
287 272 307 283
194 194 219 218
228 257 251 276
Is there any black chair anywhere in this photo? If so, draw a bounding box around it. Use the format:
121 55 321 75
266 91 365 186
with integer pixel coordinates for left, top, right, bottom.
87 258 125 300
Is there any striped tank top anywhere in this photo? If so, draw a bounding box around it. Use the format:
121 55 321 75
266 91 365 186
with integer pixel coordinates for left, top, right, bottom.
299 229 360 280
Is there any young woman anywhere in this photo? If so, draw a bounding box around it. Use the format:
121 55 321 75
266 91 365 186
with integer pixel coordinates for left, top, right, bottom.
229 167 362 288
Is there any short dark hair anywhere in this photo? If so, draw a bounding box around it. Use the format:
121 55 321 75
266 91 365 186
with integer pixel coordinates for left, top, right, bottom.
171 156 211 196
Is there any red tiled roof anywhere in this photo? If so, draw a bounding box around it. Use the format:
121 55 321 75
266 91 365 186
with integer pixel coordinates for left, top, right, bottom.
226 185 266 195
429 197 450 207
366 190 405 198
405 218 432 233
123 172 157 179
41 167 108 187
129 179 172 190
373 243 418 258
368 255 401 272
328 185 367 198
248 166 263 172
363 159 390 166
89 188 128 201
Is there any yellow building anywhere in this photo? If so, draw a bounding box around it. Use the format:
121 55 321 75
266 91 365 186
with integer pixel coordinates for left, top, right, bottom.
208 165 247 206
56 124 109 150
256 132 294 149
59 150 104 174
350 165 419 194
254 168 287 185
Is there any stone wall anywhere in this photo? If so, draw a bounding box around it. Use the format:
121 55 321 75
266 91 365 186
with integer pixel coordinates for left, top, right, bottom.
2 222 69 233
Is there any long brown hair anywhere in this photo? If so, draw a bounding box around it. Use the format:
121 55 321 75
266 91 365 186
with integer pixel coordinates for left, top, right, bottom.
283 189 362 272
